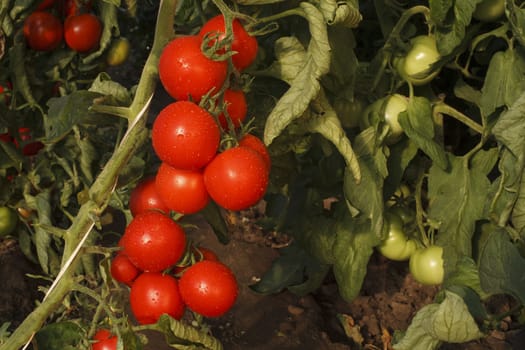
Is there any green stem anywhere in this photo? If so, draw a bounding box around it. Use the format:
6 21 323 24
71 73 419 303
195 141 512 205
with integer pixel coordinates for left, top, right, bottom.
433 102 484 134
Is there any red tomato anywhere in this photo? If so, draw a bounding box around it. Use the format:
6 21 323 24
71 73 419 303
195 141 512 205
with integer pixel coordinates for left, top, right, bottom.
23 11 63 51
64 13 102 52
218 89 248 130
179 260 238 318
0 133 12 143
155 163 209 215
204 146 269 211
118 211 186 272
158 35 228 102
129 272 185 324
92 329 117 350
129 176 170 216
152 101 220 170
110 253 140 286
238 134 271 170
199 15 258 71
17 127 44 156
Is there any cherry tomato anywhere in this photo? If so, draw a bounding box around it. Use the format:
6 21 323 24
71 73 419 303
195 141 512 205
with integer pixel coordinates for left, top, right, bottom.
158 35 228 102
152 101 220 170
473 0 505 22
217 89 248 130
92 329 117 350
118 211 187 272
0 206 18 237
394 35 441 86
199 15 258 71
377 212 416 261
238 134 271 170
179 260 238 317
64 13 102 53
129 176 170 216
23 11 63 51
204 146 269 211
106 37 130 66
17 127 44 156
155 163 209 215
130 272 185 324
110 253 140 286
409 245 444 285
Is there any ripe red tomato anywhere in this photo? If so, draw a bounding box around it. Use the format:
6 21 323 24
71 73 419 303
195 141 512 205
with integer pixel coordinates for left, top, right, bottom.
218 89 248 130
179 260 238 317
129 176 169 216
23 11 63 51
204 146 269 211
17 127 44 156
238 134 271 170
118 211 186 272
64 13 102 52
199 15 258 71
110 253 140 286
92 329 117 350
155 163 209 215
152 101 220 170
158 35 228 102
130 272 185 324
195 247 219 262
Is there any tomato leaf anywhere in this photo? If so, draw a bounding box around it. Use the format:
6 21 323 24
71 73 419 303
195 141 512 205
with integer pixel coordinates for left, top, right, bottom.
157 314 222 350
429 0 454 24
199 201 230 244
34 321 83 350
507 2 525 47
83 1 119 64
384 138 419 198
89 73 132 106
444 256 488 299
24 190 53 274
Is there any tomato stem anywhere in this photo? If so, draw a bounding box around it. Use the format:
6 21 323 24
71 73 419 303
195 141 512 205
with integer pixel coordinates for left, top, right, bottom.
433 101 484 134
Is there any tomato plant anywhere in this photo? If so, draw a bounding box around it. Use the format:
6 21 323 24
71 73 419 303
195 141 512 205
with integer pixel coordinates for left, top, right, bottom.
473 0 505 22
409 245 444 286
152 101 220 170
179 260 238 318
110 253 140 286
0 206 17 237
91 329 117 350
118 211 187 272
155 162 209 215
394 35 441 86
158 35 228 102
217 89 248 130
199 14 258 71
204 146 269 211
23 11 63 51
377 212 416 261
129 272 185 324
129 176 169 216
64 13 102 53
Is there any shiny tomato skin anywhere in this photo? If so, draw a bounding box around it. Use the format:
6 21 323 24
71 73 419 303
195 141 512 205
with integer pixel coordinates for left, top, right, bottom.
238 134 271 170
130 272 185 324
409 245 444 285
110 253 140 285
92 329 117 350
377 212 416 261
118 211 186 272
179 260 238 317
218 89 248 130
204 146 269 211
64 13 102 52
155 163 209 215
129 176 170 216
152 101 220 170
23 11 63 51
159 35 228 102
199 15 258 71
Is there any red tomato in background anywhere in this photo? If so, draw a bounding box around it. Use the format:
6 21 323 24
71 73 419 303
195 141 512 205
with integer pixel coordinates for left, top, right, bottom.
238 134 271 170
118 211 186 272
23 11 63 51
155 163 209 215
129 272 185 324
18 127 44 156
179 260 238 318
199 15 258 71
110 253 140 286
64 13 102 52
158 35 228 102
218 89 248 130
204 146 269 211
173 246 219 275
152 101 220 170
91 329 117 350
129 176 169 216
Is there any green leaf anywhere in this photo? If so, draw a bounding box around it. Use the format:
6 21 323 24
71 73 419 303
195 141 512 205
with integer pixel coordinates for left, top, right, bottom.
89 73 132 106
200 201 230 245
507 2 525 47
157 314 222 350
25 190 53 274
260 36 308 84
35 321 83 350
83 1 119 63
397 96 448 170
296 213 337 265
429 0 454 24
444 256 488 299
492 92 525 157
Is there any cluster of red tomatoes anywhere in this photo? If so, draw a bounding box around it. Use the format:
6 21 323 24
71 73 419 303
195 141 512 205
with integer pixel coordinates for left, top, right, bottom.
23 0 101 53
0 127 44 157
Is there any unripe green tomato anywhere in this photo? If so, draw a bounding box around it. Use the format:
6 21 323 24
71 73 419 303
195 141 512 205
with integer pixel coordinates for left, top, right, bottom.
384 94 408 144
409 245 444 285
388 205 415 225
106 37 130 66
473 0 505 22
0 206 18 237
334 97 364 128
394 35 441 86
377 212 417 261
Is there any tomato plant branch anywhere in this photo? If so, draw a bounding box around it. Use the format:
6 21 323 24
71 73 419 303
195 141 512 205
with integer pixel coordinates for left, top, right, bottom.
433 102 484 134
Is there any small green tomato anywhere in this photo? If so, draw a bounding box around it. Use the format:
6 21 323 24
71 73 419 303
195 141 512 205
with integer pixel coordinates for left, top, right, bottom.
378 212 417 261
409 245 444 285
0 206 18 237
384 94 408 144
394 35 441 86
473 0 505 22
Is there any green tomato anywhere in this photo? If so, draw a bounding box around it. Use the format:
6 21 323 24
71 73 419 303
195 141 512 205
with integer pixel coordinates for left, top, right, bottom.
0 206 18 237
386 184 412 208
473 0 505 22
389 205 415 225
409 245 444 285
377 212 417 261
394 35 441 86
384 94 408 144
106 37 130 66
334 97 364 128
